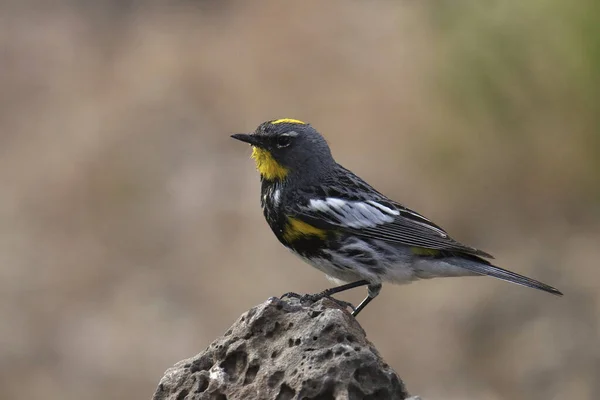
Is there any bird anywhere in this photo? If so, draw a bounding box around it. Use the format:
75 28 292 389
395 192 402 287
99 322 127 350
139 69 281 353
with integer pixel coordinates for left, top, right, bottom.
231 118 563 316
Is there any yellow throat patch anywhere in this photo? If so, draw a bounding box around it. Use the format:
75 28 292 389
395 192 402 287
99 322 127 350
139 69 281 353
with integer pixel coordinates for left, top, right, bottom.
251 147 289 180
283 217 327 242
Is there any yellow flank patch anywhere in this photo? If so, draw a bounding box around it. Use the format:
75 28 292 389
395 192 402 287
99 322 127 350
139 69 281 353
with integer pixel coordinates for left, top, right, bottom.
411 247 441 256
271 118 306 125
283 217 327 242
251 147 289 180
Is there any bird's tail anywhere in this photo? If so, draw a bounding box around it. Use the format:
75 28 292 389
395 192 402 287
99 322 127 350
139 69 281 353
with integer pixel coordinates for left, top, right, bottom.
458 258 563 296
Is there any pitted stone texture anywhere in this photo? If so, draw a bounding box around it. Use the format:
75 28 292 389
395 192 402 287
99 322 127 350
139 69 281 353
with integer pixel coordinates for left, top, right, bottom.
153 297 413 400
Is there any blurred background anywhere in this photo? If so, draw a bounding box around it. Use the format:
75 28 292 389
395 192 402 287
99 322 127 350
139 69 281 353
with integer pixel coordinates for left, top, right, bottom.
1 1 598 399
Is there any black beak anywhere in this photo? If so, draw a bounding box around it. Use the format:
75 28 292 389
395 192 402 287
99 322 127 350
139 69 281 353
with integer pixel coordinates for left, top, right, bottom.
231 133 261 146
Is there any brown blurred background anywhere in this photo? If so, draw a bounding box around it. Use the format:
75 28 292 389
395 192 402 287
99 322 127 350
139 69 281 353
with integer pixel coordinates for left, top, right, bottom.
1 1 599 399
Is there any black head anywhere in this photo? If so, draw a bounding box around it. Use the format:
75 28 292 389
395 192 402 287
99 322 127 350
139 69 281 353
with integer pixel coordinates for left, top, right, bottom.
231 119 335 180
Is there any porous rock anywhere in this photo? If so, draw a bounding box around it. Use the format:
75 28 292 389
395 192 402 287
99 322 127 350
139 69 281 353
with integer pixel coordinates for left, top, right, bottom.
153 296 416 400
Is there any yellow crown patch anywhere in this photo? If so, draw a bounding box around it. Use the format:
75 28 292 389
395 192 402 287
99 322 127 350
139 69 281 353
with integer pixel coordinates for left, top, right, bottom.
271 118 306 125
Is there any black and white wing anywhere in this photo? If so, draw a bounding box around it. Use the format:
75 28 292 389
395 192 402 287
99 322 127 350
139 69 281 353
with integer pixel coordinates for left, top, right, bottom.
290 184 493 258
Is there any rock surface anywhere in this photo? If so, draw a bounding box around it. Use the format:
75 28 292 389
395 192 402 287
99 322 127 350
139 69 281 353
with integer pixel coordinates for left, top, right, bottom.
153 296 417 400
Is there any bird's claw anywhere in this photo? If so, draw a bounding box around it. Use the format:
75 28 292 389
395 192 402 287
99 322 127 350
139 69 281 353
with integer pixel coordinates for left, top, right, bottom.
279 292 356 313
280 291 302 300
321 296 356 312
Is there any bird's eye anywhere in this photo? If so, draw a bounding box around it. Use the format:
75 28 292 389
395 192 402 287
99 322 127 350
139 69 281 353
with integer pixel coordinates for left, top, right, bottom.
276 135 292 148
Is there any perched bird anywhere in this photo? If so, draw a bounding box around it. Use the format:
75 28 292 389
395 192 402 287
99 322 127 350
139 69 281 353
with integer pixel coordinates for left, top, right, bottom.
231 119 562 316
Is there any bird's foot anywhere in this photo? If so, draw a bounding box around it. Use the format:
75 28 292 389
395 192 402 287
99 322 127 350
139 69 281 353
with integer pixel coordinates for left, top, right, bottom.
279 291 356 313
320 296 356 313
280 291 303 300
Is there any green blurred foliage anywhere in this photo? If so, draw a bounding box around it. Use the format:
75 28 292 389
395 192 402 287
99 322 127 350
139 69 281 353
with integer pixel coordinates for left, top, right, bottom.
427 0 600 209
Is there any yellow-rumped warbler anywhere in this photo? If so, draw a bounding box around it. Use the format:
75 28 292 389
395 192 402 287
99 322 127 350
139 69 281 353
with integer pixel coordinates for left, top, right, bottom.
231 118 562 316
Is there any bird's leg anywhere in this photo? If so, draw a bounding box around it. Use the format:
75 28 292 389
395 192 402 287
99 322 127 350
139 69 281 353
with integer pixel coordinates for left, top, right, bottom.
280 291 355 312
351 283 382 317
280 280 370 312
310 280 371 299
280 280 369 300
